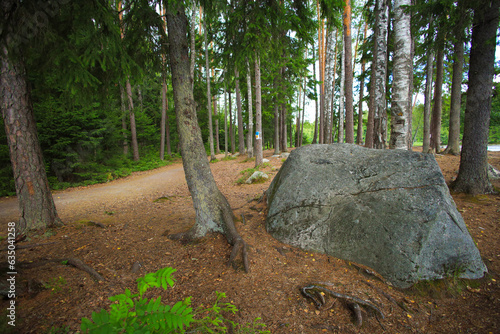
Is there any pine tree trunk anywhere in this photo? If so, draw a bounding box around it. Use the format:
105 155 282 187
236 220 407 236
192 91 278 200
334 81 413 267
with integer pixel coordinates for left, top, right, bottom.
160 73 167 160
224 85 228 158
190 3 196 90
430 40 444 153
356 22 368 145
246 60 254 158
255 54 263 166
235 67 245 154
126 80 140 161
368 0 389 149
389 0 412 150
451 0 498 195
204 17 215 161
214 98 220 155
422 50 434 153
119 84 129 156
165 3 248 270
300 77 306 146
1 45 63 235
273 76 280 154
343 0 354 143
312 45 318 144
444 34 465 155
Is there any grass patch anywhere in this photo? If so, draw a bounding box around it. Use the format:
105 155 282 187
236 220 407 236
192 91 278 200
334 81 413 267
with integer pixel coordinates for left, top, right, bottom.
408 275 484 299
221 155 237 161
240 157 256 163
236 166 269 184
153 196 173 203
209 158 219 163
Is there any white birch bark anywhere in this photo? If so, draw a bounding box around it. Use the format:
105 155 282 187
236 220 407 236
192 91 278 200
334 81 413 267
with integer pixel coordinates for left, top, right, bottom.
324 27 336 144
255 54 263 166
389 0 412 149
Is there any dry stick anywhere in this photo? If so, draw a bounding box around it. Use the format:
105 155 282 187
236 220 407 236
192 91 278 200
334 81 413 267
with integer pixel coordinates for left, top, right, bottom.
66 258 105 282
302 285 384 319
8 242 58 250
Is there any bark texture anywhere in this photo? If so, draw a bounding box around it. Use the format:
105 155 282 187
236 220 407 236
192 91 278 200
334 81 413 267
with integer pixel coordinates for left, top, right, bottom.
166 5 248 270
204 16 215 161
1 45 62 234
451 0 499 194
366 0 389 149
126 80 139 161
429 38 444 153
235 67 245 154
343 0 354 144
254 54 263 166
389 0 412 150
422 51 434 153
246 60 254 158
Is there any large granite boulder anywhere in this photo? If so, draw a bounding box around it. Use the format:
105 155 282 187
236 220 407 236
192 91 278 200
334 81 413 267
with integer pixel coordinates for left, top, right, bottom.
266 144 487 288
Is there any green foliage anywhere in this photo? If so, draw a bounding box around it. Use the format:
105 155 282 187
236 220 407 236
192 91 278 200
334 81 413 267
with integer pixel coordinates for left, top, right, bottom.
80 267 269 334
80 267 194 333
43 276 67 294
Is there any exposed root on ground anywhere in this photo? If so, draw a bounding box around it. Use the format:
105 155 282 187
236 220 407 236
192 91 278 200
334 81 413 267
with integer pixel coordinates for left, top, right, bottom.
301 283 384 328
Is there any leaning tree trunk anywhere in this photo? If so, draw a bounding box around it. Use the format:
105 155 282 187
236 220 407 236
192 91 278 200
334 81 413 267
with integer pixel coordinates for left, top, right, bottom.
1 45 63 235
389 0 412 150
235 67 245 155
451 0 499 195
165 4 248 270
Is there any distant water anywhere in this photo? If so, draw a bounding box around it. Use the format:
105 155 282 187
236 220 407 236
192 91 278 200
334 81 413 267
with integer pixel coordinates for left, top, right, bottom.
488 145 500 152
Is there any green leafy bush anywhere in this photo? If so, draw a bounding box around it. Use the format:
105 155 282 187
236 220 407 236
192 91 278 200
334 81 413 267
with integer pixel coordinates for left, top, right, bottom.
80 267 270 334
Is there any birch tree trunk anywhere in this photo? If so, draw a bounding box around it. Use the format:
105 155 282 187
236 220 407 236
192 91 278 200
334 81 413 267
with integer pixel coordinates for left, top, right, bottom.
1 44 63 235
389 0 412 150
324 27 336 144
229 92 236 154
255 54 263 166
312 45 318 144
204 16 215 160
214 97 220 155
339 41 345 143
246 60 254 158
224 84 228 158
235 67 245 154
343 0 354 143
165 3 248 270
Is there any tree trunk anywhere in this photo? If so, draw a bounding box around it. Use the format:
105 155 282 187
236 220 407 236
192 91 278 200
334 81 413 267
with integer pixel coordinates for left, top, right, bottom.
254 53 263 166
160 73 167 160
281 100 288 151
356 22 368 145
430 34 444 153
190 3 196 90
443 12 466 156
324 27 336 144
451 0 499 195
246 60 253 158
224 85 228 158
214 97 220 155
339 41 345 143
235 67 245 154
300 77 306 146
165 3 248 270
273 76 280 154
229 92 236 154
343 0 354 143
119 84 129 156
204 16 215 161
1 45 63 235
389 0 412 150
312 45 318 144
422 50 434 153
126 80 139 161
366 0 389 149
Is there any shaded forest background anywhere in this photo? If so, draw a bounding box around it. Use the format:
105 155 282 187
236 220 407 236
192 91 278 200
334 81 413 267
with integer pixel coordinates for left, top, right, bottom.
1 0 499 197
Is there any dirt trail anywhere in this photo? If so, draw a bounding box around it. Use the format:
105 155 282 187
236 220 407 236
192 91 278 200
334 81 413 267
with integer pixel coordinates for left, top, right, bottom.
0 162 187 225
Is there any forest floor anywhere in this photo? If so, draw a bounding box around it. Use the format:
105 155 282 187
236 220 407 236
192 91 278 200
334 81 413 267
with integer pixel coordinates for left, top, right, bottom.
0 146 499 334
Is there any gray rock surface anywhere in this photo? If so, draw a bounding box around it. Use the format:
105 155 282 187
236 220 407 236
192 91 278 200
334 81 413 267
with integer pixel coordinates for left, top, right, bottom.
266 144 487 288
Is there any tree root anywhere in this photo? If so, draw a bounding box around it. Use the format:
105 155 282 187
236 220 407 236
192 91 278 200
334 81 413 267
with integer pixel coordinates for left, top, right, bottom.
66 258 105 282
2 241 57 251
301 283 384 327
